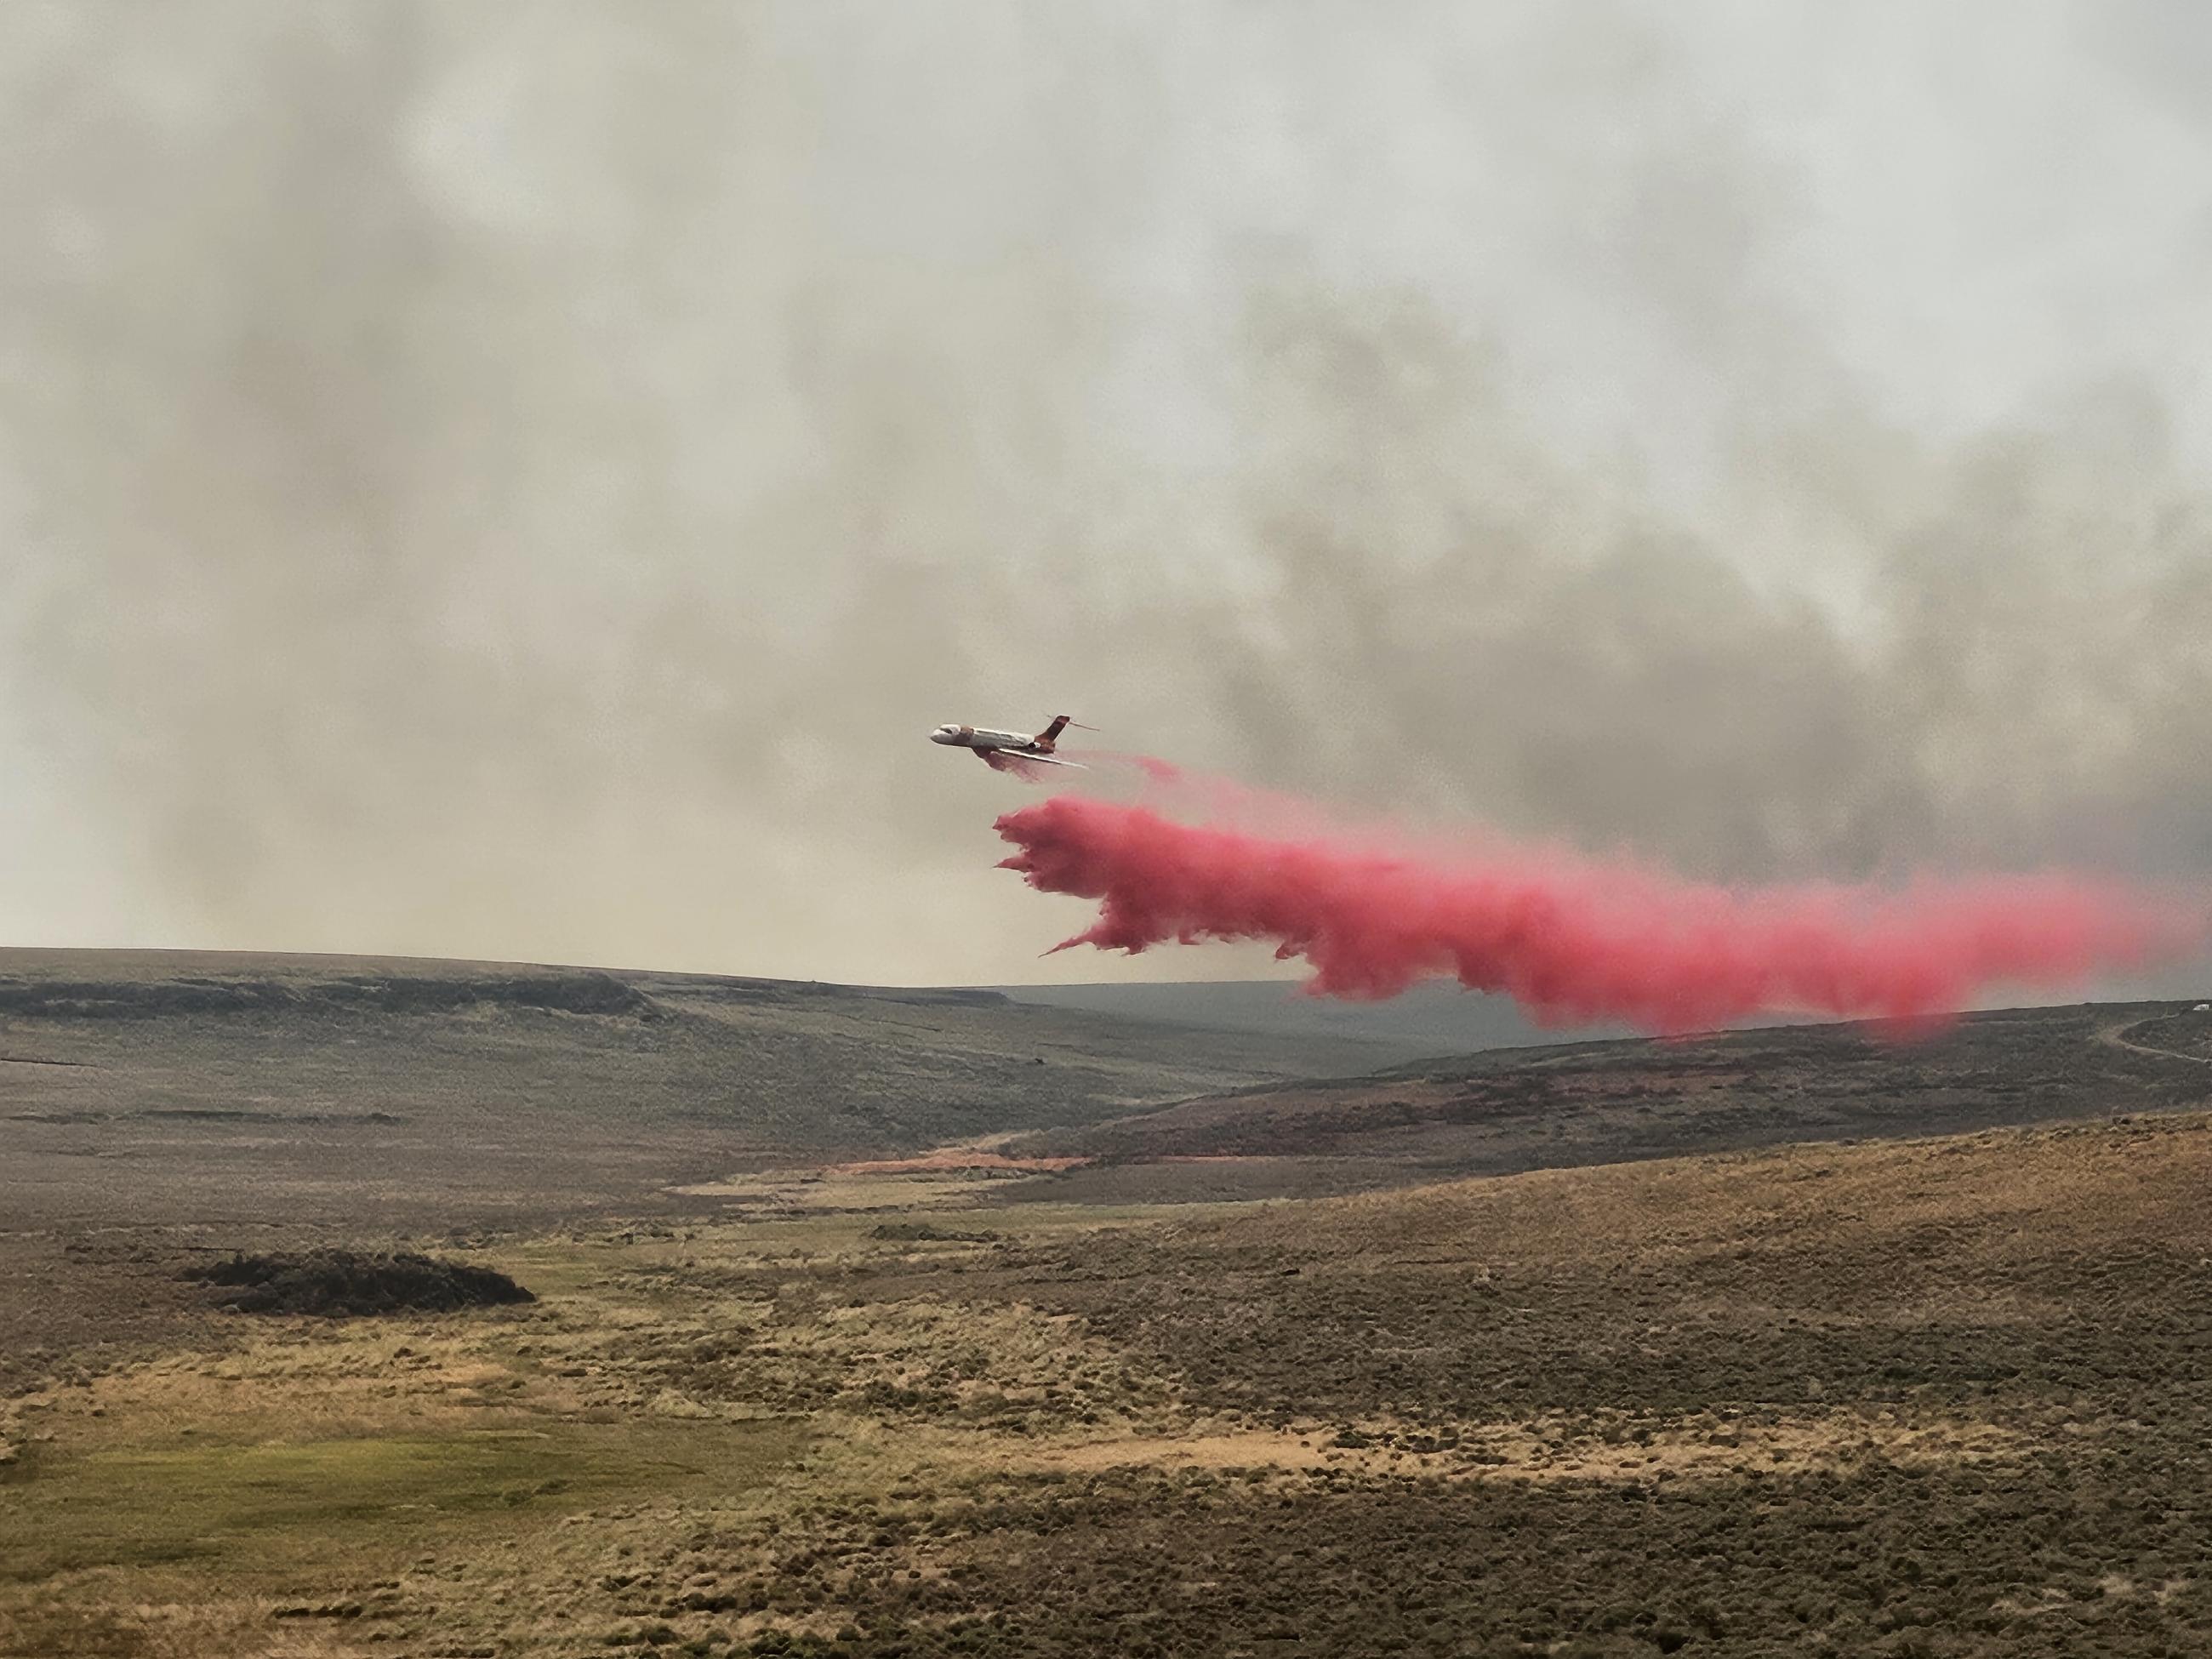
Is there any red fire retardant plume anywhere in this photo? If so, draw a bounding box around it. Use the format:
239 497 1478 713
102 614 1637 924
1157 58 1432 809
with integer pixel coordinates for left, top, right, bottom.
995 795 2197 1033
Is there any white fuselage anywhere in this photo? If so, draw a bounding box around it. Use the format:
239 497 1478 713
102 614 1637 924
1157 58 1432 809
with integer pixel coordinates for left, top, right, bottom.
931 724 1036 754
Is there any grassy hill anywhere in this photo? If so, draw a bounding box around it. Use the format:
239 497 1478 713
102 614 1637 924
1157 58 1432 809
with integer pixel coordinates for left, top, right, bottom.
0 949 1410 1231
989 977 1616 1055
1008 1001 2212 1203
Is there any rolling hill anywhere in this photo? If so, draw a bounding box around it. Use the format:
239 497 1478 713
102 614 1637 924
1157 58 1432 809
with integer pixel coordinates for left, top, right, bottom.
9 951 2212 1654
1006 1001 2212 1203
990 977 1616 1054
0 949 1411 1229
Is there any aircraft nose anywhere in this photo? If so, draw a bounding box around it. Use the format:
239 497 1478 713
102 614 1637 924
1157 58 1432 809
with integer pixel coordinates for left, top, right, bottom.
929 726 955 744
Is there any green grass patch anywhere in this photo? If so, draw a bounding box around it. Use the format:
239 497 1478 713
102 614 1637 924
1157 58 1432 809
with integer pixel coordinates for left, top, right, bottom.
0 1419 804 1583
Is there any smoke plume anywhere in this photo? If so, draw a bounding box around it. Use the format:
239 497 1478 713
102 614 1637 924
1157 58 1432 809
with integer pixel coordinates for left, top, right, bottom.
5 5 2212 985
995 787 2200 1030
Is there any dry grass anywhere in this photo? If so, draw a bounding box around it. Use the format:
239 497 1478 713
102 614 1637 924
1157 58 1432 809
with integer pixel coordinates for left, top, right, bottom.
664 1170 1039 1212
6 1113 2212 1656
1036 1409 2024 1483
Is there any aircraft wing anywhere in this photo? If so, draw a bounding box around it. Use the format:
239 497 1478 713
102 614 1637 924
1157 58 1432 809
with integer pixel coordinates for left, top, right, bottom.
982 750 1087 775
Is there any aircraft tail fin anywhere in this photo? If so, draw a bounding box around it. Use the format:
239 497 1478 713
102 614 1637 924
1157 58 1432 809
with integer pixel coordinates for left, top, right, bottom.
1036 714 1072 749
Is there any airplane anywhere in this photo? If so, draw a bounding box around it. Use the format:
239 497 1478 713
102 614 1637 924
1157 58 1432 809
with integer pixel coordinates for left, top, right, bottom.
929 714 1092 771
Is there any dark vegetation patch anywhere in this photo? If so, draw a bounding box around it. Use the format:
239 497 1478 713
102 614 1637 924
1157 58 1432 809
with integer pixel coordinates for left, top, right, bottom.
1013 1233 2212 1433
0 970 661 1021
614 1460 2212 1657
864 1222 1002 1243
118 1107 409 1125
1003 1117 2212 1431
181 1250 535 1317
1012 1001 2212 1201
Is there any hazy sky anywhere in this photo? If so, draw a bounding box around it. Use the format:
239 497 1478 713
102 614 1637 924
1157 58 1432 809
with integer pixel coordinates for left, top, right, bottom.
3 2 2210 985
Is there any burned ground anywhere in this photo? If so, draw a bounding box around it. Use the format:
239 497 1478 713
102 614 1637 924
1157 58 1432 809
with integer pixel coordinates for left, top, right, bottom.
1007 1001 2212 1202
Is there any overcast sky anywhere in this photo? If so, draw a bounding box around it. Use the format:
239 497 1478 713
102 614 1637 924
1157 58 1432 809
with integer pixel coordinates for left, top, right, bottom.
3 1 2210 985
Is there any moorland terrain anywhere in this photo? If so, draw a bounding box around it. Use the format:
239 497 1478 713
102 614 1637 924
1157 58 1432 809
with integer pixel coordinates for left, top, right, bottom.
4 949 2212 1656
991 978 1603 1054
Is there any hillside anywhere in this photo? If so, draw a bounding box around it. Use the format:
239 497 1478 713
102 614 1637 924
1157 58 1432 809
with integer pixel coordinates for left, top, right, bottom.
1007 1001 2212 1203
989 978 1617 1054
0 949 1408 1229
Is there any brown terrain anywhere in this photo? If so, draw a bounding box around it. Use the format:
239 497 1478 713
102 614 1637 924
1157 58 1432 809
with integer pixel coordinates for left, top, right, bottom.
3 949 2211 1656
1007 1000 2212 1202
0 948 1415 1229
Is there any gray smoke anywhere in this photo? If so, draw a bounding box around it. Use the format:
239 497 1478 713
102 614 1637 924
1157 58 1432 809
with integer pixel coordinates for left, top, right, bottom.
3 1 2209 984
